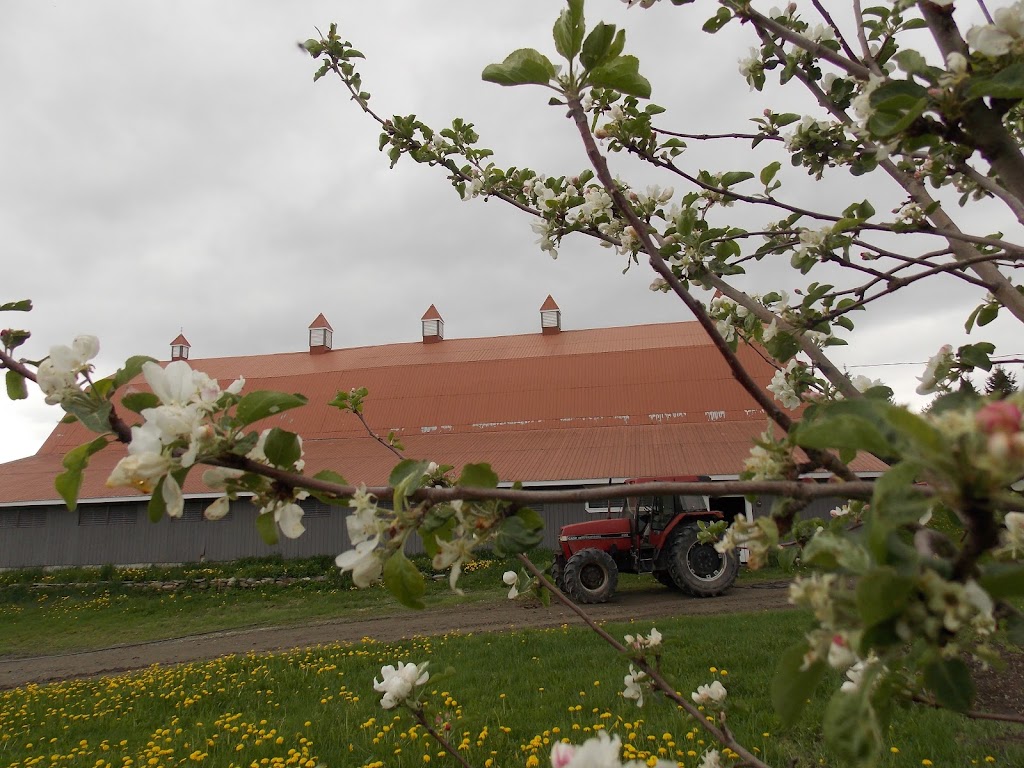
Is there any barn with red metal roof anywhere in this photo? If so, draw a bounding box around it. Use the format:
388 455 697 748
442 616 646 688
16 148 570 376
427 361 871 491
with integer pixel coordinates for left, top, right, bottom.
0 299 883 567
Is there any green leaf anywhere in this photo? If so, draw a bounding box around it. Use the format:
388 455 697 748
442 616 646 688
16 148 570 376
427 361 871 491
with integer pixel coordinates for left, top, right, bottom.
720 171 755 187
310 469 350 505
587 56 651 98
482 49 557 87
389 459 430 513
702 7 732 33
0 299 32 312
516 506 545 533
796 413 895 458
759 161 781 187
262 428 302 469
958 342 995 371
256 511 279 546
980 562 1024 598
121 392 160 414
823 686 882 766
420 514 456 560
383 550 426 609
6 370 27 400
459 462 499 488
580 22 617 70
234 391 308 427
61 393 114 435
110 355 156 389
965 62 1024 100
553 0 585 61
857 567 915 629
772 640 827 727
493 515 544 557
802 532 872 574
148 480 167 523
54 436 109 511
884 408 943 456
923 658 974 713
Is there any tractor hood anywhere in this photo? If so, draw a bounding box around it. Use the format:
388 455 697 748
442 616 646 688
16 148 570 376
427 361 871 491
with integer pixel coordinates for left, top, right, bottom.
559 517 631 538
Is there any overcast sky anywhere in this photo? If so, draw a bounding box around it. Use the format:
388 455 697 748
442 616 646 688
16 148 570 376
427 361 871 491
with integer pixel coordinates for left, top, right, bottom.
2 0 1021 464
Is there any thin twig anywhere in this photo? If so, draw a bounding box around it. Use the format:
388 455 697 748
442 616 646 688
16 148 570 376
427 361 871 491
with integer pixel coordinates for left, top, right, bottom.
413 708 477 768
911 694 1024 725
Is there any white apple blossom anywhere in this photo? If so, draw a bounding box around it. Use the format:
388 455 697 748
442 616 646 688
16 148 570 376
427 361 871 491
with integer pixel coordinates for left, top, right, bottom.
557 731 622 768
826 634 857 671
106 440 172 494
850 73 887 126
945 51 968 75
502 570 520 599
840 656 883 694
373 661 429 710
916 344 954 395
272 501 306 539
622 665 647 707
691 680 727 706
767 360 802 409
738 47 760 82
551 743 576 768
204 496 231 521
335 539 385 587
433 536 477 591
967 19 1015 57
35 335 100 404
851 375 885 393
698 750 722 768
1002 511 1024 557
162 474 184 519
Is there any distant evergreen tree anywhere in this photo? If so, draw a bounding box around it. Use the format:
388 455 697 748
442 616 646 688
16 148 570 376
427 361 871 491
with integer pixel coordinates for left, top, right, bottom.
984 366 1019 398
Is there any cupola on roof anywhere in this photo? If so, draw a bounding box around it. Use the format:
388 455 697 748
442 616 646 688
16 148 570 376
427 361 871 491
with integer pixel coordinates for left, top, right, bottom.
308 313 333 354
421 304 444 344
170 333 191 361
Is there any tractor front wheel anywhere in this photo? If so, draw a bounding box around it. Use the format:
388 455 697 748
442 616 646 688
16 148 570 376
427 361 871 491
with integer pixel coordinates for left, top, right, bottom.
551 553 567 592
563 549 618 604
667 524 739 597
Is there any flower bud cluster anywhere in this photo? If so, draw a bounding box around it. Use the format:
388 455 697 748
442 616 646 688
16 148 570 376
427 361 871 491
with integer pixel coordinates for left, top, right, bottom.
35 335 100 405
714 514 778 569
106 361 244 505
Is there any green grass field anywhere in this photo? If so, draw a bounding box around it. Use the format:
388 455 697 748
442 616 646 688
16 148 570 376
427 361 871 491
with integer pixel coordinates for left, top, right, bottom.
1 610 1020 768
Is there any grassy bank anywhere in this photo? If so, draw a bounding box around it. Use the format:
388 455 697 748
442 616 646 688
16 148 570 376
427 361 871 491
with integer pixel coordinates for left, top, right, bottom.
0 554 792 658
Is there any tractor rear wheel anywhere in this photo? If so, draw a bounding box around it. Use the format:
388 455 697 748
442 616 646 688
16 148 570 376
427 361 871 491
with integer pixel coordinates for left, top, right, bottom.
551 554 567 592
667 524 739 597
563 549 618 604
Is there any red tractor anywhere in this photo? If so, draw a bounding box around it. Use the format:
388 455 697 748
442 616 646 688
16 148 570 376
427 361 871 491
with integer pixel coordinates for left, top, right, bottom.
552 477 740 603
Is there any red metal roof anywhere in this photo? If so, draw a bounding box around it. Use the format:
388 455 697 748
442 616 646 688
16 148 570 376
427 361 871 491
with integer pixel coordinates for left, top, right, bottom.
170 333 190 346
0 321 886 505
421 305 443 321
540 295 559 311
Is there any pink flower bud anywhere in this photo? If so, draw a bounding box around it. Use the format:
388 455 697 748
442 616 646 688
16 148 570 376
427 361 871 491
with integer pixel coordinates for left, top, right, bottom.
975 400 1022 435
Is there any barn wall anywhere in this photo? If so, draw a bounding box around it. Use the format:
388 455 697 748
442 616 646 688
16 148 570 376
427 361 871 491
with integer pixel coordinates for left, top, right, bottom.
0 489 853 569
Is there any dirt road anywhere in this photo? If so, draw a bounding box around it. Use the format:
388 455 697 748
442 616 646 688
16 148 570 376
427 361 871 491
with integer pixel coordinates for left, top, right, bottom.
0 582 792 689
